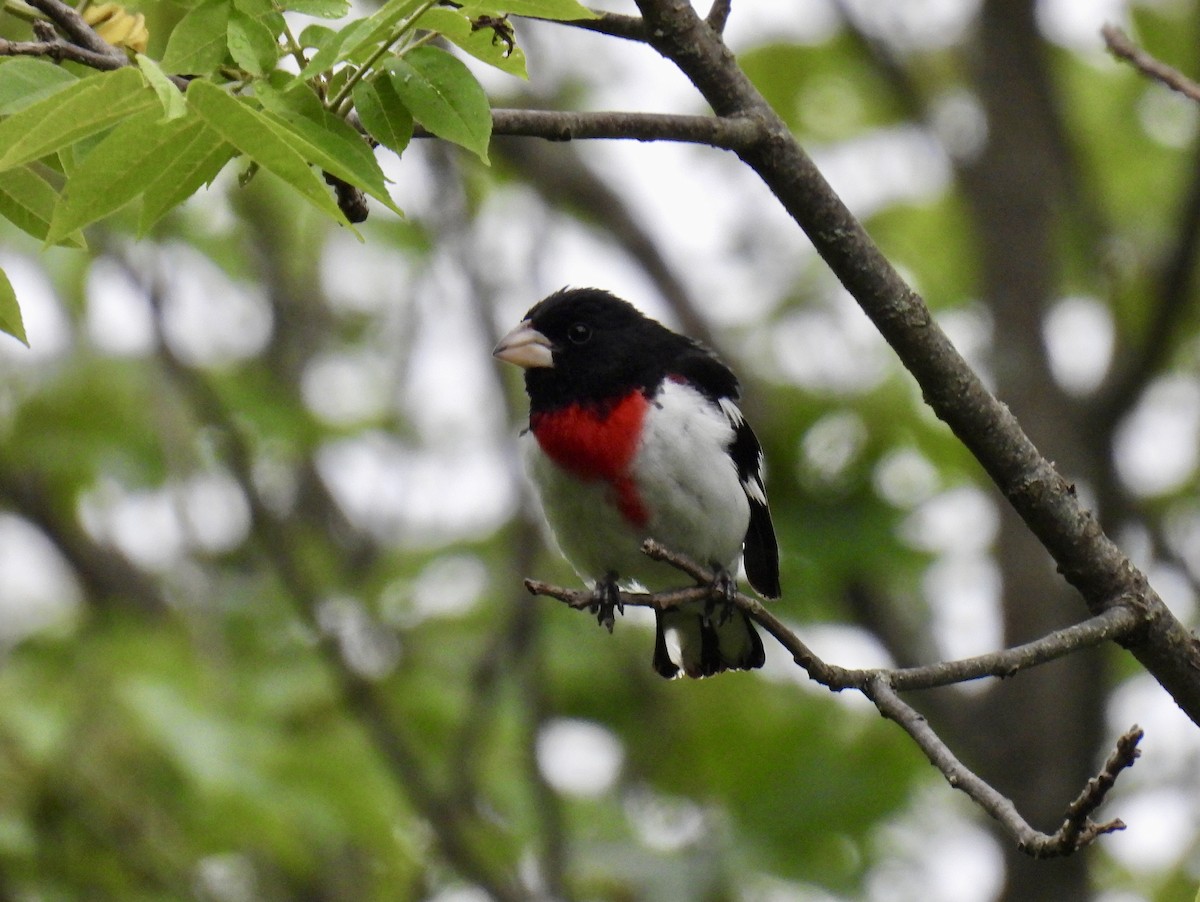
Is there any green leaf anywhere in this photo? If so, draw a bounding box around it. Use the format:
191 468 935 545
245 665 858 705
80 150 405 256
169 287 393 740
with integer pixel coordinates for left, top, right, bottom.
255 83 400 214
136 54 188 120
292 0 425 83
0 68 157 174
0 58 78 115
415 8 527 78
384 47 491 162
297 23 336 51
48 109 212 243
228 8 281 76
290 20 365 81
185 79 349 226
353 78 413 156
261 111 400 214
0 268 27 347
139 120 234 232
161 0 231 75
467 0 596 20
234 0 286 33
0 166 83 247
287 0 350 17
342 0 430 62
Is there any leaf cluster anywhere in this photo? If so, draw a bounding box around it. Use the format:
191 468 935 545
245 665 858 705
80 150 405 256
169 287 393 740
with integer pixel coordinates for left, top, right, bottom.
0 0 595 345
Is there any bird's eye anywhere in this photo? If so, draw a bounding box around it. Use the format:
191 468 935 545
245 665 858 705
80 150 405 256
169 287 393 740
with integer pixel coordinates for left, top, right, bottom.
567 322 592 344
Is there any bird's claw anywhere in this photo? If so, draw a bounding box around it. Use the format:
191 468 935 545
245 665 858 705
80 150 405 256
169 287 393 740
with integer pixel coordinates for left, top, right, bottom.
590 573 623 634
703 564 738 627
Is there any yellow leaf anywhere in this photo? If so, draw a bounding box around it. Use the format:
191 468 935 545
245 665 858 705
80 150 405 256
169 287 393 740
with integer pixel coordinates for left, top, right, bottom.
84 2 149 54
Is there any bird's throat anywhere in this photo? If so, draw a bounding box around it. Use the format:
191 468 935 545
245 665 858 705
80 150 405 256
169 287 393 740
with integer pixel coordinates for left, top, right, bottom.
529 393 650 527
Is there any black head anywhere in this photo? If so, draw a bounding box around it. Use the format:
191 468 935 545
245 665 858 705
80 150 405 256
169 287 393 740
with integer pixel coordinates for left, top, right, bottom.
495 288 694 411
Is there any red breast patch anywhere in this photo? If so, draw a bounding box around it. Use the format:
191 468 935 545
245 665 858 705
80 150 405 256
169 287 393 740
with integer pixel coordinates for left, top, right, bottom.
530 392 649 527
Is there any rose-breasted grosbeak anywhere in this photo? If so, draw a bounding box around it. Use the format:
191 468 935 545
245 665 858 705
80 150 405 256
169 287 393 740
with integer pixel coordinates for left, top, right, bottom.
494 288 780 678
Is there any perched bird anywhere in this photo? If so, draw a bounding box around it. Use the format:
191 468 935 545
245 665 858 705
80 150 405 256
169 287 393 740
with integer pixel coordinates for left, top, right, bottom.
494 288 780 678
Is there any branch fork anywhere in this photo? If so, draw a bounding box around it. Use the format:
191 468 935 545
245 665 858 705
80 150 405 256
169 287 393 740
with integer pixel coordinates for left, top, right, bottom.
525 539 1145 857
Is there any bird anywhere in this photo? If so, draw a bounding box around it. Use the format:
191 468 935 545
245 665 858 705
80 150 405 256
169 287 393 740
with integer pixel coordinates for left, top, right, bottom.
493 287 780 678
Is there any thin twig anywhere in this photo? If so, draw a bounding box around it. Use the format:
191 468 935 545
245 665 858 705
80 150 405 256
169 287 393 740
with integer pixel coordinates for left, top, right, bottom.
0 35 124 68
704 0 731 34
1096 26 1200 439
1102 23 1200 103
868 678 1135 857
23 0 126 62
415 109 766 150
886 605 1142 691
541 10 648 42
524 540 1144 856
526 542 1143 693
1055 725 1141 850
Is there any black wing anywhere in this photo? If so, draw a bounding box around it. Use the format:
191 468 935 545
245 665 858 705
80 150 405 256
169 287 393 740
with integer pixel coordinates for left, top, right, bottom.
726 407 780 599
671 344 780 599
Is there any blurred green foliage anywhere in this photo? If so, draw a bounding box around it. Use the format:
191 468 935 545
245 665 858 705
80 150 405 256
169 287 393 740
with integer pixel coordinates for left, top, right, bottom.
1 1 1199 901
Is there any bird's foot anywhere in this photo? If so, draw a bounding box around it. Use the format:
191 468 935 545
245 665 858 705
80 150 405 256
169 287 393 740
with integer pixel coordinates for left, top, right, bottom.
704 564 738 627
590 572 623 634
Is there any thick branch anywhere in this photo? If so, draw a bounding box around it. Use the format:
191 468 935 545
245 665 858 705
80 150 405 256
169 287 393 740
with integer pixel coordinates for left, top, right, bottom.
627 0 1200 723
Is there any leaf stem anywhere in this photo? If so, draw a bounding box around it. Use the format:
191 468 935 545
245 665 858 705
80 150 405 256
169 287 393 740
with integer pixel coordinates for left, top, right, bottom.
4 0 38 22
325 0 437 113
279 16 313 84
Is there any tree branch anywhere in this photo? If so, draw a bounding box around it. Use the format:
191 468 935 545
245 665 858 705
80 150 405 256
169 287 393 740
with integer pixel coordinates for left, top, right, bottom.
704 0 731 35
0 35 125 69
524 540 1143 856
1102 23 1200 103
1097 25 1200 435
624 0 1200 723
417 109 765 149
545 10 648 42
886 605 1141 692
869 678 1137 858
0 462 169 615
22 0 127 64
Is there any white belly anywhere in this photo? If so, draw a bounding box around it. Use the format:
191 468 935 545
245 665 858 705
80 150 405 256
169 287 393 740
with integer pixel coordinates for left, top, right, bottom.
524 380 750 591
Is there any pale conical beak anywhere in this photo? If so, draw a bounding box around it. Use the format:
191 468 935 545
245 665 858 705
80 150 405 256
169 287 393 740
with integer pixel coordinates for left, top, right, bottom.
493 320 554 369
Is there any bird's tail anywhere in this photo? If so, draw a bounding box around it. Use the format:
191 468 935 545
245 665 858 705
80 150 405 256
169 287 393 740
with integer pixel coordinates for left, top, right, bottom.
652 606 765 678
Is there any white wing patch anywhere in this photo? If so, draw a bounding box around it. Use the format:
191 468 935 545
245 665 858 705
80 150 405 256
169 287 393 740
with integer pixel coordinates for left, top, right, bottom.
742 466 768 505
718 396 768 505
631 381 750 577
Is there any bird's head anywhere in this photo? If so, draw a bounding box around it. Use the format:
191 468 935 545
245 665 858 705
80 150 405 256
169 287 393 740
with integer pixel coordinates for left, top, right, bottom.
494 288 683 408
